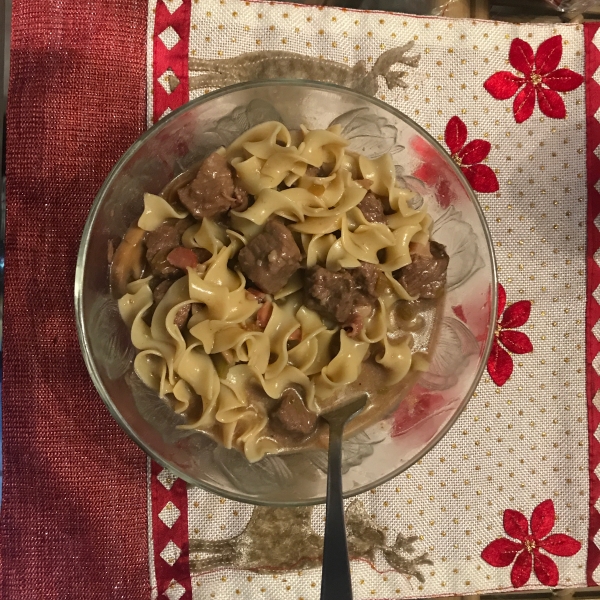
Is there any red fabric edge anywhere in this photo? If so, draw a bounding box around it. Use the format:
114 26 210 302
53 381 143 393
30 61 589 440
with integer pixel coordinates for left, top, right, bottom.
153 0 191 122
585 21 600 587
151 462 192 599
151 2 193 598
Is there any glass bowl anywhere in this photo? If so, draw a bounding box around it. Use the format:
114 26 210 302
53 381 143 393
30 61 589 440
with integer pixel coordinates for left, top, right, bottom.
75 80 497 505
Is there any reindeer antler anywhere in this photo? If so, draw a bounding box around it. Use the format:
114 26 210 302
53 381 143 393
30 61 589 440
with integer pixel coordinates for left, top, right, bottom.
371 41 421 90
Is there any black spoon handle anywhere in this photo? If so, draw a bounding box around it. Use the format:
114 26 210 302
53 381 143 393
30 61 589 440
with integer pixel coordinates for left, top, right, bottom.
320 420 353 600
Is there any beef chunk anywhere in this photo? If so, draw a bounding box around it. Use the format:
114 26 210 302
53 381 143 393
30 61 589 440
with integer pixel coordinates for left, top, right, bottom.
146 218 191 261
146 217 190 277
352 262 379 298
358 192 385 223
238 220 302 294
153 279 172 305
177 152 248 219
305 264 378 325
273 389 318 437
232 176 249 212
173 304 191 329
145 217 203 278
394 240 449 299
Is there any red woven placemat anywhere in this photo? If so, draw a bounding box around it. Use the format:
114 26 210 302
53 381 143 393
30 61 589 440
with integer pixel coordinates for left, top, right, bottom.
1 1 150 597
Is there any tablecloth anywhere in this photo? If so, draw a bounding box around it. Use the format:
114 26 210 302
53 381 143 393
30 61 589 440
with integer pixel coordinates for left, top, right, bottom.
3 0 600 598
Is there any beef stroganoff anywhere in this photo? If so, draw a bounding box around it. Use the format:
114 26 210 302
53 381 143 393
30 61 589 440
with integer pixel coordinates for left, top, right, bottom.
111 121 449 462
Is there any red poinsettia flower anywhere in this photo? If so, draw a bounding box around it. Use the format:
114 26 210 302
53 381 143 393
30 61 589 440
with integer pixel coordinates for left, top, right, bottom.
484 35 583 123
482 499 581 588
487 283 532 387
445 116 499 193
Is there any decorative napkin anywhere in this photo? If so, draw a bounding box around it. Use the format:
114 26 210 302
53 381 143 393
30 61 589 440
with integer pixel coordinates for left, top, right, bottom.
147 2 599 599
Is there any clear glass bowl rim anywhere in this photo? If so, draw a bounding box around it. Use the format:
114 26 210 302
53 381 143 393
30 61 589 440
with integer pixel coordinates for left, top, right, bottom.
74 79 498 506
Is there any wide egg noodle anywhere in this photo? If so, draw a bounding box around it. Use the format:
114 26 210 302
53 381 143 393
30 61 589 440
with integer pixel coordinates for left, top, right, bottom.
188 258 258 324
227 122 305 194
313 331 370 403
410 212 433 247
376 336 413 385
261 147 309 184
303 328 338 376
120 277 180 385
263 301 302 380
298 170 346 209
290 175 366 235
287 306 328 373
170 379 195 414
216 366 255 423
232 187 324 225
383 271 417 302
304 233 336 268
211 325 270 375
228 213 263 242
151 276 195 378
175 342 221 428
138 193 188 231
226 121 292 162
217 365 278 460
181 217 228 255
340 213 395 264
299 124 348 171
380 224 423 272
381 210 431 273
358 153 422 218
325 238 361 271
253 365 316 413
133 350 171 398
237 411 279 462
118 276 153 329
356 299 387 344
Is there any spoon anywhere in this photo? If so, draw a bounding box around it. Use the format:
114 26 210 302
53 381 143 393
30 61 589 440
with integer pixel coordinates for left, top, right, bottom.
319 393 369 600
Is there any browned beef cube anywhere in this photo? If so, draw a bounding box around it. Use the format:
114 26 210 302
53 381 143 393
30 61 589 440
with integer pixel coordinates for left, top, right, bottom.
177 152 248 219
146 218 189 260
305 264 379 325
352 262 379 298
358 192 385 224
232 176 249 212
145 217 194 278
152 279 172 305
273 389 318 437
238 220 302 294
173 304 191 329
306 267 357 324
394 240 449 299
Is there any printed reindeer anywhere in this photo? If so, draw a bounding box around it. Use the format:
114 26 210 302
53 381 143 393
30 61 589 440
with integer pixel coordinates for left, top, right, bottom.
170 41 420 96
189 500 432 582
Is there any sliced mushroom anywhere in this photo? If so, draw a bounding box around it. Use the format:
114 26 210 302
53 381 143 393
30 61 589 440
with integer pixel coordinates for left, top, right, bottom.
110 225 147 297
